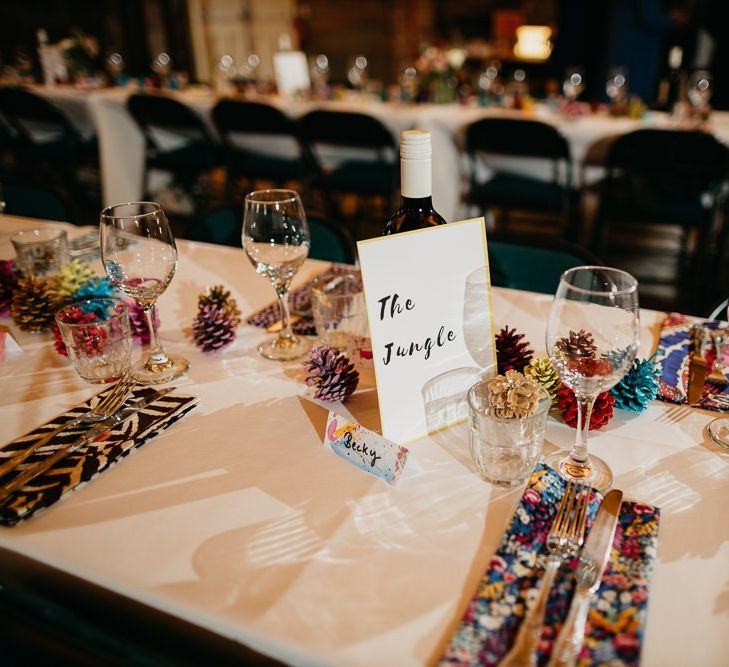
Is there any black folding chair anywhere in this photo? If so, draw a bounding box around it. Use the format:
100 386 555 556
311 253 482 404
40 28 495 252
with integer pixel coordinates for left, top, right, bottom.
592 128 729 310
464 117 573 235
299 110 398 221
0 86 98 215
127 93 222 208
211 99 314 195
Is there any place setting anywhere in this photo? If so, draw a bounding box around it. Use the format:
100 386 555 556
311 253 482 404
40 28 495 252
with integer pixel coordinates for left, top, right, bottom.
0 201 198 525
234 186 662 664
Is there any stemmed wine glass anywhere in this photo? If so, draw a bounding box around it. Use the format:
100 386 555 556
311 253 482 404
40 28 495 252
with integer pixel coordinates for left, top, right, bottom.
688 69 712 117
563 66 585 102
100 202 189 384
606 67 629 103
545 266 640 491
243 190 311 361
708 300 729 449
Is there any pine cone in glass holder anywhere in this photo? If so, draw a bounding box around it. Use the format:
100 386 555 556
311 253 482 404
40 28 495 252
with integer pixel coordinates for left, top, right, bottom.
488 370 541 419
555 329 597 359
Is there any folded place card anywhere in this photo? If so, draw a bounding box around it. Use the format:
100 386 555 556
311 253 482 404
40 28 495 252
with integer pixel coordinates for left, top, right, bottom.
0 387 198 525
0 329 22 361
323 411 409 485
440 464 660 667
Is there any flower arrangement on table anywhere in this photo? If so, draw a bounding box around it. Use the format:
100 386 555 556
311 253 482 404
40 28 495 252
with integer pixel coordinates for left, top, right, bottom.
59 30 101 83
414 45 460 104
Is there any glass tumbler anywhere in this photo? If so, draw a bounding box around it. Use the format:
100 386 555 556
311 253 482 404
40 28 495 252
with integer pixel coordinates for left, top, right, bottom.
310 269 368 355
56 299 132 384
11 228 69 276
467 378 550 487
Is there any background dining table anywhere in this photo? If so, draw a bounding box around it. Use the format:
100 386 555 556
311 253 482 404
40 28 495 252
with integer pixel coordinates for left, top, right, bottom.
0 214 727 666
33 84 729 223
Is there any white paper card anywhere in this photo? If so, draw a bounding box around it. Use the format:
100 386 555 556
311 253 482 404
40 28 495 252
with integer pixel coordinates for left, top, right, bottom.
357 218 496 443
0 328 22 362
324 411 409 485
273 51 310 97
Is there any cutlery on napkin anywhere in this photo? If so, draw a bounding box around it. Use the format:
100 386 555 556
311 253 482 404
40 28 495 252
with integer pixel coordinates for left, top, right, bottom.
547 489 623 667
0 387 198 525
0 387 174 504
439 465 660 667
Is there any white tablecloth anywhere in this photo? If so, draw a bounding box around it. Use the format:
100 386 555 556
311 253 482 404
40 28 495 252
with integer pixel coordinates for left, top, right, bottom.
0 214 727 666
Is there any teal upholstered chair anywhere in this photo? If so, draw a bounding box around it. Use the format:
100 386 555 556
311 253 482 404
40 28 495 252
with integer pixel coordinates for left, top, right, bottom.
191 206 356 264
487 235 602 294
2 183 73 223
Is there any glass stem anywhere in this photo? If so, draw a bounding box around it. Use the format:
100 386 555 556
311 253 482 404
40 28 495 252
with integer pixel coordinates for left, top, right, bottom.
143 304 169 367
276 289 294 341
565 394 595 478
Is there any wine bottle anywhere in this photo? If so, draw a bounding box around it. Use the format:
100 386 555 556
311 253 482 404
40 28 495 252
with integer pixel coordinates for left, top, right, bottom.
383 130 446 235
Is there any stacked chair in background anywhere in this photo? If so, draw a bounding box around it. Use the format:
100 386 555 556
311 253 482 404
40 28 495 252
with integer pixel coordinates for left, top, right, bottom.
589 128 729 313
463 117 574 238
0 86 99 223
126 93 223 216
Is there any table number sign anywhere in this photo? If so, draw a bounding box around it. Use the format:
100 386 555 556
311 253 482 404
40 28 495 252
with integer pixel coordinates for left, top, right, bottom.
357 218 496 443
324 411 409 485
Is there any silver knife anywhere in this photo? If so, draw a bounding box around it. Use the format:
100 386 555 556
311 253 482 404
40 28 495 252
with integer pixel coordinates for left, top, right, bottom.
0 387 175 503
547 489 623 667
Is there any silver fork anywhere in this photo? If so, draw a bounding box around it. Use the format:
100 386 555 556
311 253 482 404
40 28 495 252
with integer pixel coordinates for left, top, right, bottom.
499 481 589 667
0 371 137 479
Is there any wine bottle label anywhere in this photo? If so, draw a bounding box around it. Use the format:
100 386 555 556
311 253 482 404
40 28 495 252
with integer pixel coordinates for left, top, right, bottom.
401 156 432 199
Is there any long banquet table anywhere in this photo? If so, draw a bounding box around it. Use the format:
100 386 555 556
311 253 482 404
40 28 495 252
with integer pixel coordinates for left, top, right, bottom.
0 215 728 665
34 84 729 224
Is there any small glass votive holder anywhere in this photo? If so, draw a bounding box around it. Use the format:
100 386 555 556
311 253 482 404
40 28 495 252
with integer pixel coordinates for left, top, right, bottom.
310 269 368 355
11 228 69 276
56 299 132 384
467 378 550 487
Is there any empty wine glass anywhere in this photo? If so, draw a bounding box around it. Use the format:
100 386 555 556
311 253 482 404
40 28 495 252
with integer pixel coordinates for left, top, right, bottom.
545 266 640 491
243 190 311 361
398 66 420 103
106 52 125 85
100 202 189 384
347 55 368 91
606 67 629 102
688 69 712 112
151 52 172 86
563 66 585 101
310 54 330 86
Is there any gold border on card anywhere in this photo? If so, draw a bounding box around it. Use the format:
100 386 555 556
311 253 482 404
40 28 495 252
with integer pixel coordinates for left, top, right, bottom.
356 217 496 445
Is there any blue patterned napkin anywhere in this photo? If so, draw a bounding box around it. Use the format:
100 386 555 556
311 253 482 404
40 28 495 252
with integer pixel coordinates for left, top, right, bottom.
440 464 660 666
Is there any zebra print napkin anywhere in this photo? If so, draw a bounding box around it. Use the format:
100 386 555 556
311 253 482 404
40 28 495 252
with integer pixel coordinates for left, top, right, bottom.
0 387 197 525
